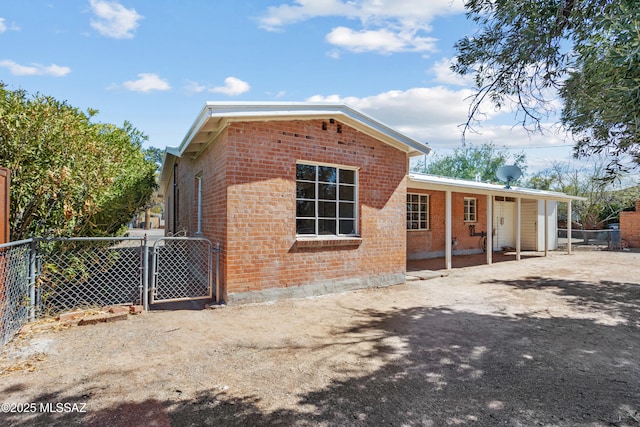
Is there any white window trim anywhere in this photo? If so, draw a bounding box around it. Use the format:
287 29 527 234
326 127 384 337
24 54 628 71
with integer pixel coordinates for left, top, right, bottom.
464 197 477 222
407 193 429 231
296 161 359 237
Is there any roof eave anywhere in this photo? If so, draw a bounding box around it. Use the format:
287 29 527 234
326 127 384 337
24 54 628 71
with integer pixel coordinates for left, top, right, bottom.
175 102 431 159
408 174 587 202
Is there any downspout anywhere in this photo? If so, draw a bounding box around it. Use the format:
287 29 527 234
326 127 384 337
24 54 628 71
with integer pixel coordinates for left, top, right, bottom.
173 162 178 233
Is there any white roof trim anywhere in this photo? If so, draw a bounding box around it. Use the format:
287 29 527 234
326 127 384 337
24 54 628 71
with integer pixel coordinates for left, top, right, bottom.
159 102 431 194
408 173 586 201
173 101 431 158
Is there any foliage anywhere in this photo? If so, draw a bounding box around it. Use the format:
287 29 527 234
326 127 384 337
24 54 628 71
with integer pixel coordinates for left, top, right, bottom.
143 146 164 171
0 83 157 240
412 143 526 184
561 2 640 173
526 161 640 228
453 0 640 176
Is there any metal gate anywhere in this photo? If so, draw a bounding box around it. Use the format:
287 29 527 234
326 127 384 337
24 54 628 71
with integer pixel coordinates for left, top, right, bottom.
150 237 218 304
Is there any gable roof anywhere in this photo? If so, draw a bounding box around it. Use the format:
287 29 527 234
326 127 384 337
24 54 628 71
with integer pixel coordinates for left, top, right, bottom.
173 102 430 158
159 102 431 195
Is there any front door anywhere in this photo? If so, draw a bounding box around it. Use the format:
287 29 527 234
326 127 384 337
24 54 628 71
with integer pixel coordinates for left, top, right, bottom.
493 200 516 251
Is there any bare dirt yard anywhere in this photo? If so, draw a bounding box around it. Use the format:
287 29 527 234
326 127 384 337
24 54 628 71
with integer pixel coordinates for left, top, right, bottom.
1 250 639 426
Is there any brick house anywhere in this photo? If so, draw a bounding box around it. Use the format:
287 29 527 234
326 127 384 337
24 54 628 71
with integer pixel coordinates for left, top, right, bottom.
159 102 580 304
620 200 640 248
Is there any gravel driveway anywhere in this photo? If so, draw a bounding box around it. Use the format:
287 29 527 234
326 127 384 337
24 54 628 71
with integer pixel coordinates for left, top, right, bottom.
1 250 639 426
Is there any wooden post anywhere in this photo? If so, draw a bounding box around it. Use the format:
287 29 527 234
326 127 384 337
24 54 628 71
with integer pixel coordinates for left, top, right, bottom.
445 190 452 270
516 197 521 261
544 199 549 256
0 168 9 313
0 168 9 244
486 194 493 265
567 200 572 255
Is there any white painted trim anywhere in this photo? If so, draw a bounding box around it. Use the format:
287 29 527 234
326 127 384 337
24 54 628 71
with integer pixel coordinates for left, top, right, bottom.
445 191 452 270
409 173 585 202
295 162 359 238
407 193 430 231
486 195 493 265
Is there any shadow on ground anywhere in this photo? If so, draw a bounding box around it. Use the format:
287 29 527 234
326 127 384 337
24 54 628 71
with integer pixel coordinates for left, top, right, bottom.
2 277 639 426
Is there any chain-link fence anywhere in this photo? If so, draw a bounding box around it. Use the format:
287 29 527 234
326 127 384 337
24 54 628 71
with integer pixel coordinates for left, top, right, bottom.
151 237 214 303
37 237 146 316
0 239 35 346
0 236 220 346
558 228 624 251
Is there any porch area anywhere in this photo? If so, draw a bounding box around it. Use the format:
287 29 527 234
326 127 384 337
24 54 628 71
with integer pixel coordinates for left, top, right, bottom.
406 250 546 280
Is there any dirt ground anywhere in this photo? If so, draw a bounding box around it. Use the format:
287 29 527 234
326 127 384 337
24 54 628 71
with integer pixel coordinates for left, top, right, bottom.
1 250 639 426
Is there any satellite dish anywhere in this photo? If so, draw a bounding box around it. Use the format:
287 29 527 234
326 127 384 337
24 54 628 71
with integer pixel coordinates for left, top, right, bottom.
496 165 522 189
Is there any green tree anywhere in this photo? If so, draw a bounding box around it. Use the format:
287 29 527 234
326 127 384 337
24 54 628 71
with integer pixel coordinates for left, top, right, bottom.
526 161 640 229
413 143 526 184
144 146 164 170
0 83 157 240
453 0 640 175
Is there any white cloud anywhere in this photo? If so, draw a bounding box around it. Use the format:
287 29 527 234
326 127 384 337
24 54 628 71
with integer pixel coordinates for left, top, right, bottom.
306 86 568 160
0 60 71 77
209 77 251 96
121 73 170 92
89 0 143 39
184 80 207 94
259 0 464 55
326 26 436 54
0 17 20 33
431 57 472 86
259 0 465 31
258 0 356 31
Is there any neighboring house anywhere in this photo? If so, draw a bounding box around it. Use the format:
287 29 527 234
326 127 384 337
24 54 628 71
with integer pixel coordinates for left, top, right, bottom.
620 200 640 247
159 102 581 304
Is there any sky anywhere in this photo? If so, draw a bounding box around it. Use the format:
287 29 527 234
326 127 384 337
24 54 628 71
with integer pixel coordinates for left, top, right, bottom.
0 0 586 175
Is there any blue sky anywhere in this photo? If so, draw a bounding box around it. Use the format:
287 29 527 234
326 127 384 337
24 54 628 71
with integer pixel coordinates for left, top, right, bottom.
0 0 581 173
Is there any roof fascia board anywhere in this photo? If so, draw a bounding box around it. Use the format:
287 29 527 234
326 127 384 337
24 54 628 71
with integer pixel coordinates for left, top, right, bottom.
408 175 586 201
158 151 177 197
178 102 430 158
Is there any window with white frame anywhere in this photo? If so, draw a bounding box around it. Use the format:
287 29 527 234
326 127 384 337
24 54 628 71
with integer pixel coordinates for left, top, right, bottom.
464 197 477 222
296 163 357 236
407 193 429 230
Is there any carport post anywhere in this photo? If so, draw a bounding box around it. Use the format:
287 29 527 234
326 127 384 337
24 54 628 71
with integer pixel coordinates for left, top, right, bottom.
516 197 521 261
567 200 572 255
544 200 549 256
445 190 452 270
486 194 492 265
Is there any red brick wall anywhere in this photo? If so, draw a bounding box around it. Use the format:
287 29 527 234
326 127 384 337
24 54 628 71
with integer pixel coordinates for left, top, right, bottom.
169 118 408 301
407 189 489 259
620 200 640 248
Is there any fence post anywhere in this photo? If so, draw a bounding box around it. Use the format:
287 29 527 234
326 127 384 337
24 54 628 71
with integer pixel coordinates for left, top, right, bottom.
143 235 149 311
28 238 37 321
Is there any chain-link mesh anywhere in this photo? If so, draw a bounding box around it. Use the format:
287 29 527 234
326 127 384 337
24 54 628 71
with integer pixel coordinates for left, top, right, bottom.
0 240 33 346
152 238 213 302
37 237 144 316
558 228 623 250
1 236 220 346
